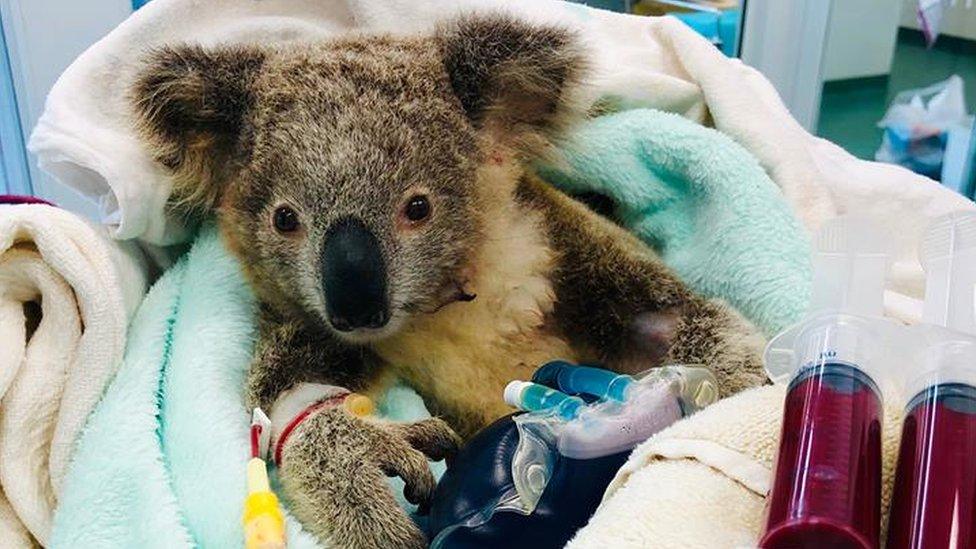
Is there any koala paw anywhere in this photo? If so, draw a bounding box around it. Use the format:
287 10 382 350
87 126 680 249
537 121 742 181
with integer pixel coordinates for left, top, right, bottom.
278 407 460 549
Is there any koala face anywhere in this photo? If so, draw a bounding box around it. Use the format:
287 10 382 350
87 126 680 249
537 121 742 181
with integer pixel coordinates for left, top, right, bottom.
233 51 483 340
133 15 583 342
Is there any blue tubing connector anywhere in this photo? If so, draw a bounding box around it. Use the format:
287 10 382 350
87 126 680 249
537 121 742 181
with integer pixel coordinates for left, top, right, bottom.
533 361 635 402
504 381 585 420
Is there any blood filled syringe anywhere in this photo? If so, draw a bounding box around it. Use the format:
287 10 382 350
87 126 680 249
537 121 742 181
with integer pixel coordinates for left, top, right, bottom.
887 212 976 549
760 217 896 549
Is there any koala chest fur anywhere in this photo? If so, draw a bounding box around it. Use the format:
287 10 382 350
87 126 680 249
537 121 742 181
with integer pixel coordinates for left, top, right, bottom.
372 167 579 435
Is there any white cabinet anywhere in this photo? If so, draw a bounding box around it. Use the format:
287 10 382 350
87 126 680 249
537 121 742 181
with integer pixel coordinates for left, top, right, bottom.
823 0 903 81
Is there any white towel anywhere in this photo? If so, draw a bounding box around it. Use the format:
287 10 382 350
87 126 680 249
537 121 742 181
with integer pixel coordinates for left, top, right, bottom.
0 204 149 546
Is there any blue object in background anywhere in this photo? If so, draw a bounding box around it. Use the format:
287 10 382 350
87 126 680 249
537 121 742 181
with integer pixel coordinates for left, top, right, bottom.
567 0 742 58
132 0 152 10
942 119 976 198
717 9 742 57
673 9 742 57
0 19 31 195
578 0 629 10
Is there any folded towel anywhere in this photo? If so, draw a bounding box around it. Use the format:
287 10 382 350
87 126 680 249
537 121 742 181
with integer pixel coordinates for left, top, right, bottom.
569 385 904 548
29 0 975 327
0 204 149 546
51 225 439 549
540 109 809 336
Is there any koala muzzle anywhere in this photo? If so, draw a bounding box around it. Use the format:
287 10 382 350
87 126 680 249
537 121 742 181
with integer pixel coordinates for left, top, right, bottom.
321 217 390 332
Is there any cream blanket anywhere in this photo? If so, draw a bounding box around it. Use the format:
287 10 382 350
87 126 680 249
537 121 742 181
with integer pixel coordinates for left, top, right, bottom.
570 385 905 548
0 204 148 546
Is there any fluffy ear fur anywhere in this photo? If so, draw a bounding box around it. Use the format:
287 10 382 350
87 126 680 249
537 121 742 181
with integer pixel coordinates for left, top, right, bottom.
437 14 586 144
132 45 265 215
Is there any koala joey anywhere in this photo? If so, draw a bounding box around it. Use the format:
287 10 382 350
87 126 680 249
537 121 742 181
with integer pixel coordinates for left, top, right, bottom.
133 14 767 549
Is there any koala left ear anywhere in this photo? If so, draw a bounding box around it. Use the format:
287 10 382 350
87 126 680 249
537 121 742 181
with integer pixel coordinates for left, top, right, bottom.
132 45 266 216
437 14 586 142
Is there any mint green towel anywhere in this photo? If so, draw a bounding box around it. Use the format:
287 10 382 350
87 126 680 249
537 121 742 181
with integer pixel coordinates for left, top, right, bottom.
52 109 810 548
540 109 810 335
51 226 437 548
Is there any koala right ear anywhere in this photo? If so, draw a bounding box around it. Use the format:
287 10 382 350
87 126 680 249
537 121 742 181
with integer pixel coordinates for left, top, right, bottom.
436 14 586 146
132 45 266 215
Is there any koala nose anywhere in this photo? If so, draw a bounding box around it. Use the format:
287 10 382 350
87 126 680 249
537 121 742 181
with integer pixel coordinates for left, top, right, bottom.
321 217 390 332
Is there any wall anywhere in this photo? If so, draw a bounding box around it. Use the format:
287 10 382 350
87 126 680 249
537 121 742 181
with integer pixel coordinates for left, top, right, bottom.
901 0 976 41
741 0 833 131
1 0 130 215
1 19 29 194
822 0 903 81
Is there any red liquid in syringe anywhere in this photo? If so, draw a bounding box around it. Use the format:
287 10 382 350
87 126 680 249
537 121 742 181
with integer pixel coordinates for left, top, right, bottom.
887 383 976 549
761 362 883 549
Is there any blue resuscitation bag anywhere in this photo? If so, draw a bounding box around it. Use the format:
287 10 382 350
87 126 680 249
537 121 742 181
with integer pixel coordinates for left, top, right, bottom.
427 363 719 548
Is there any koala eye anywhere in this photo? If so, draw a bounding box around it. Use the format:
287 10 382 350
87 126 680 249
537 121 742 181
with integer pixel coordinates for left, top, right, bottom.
273 206 300 233
403 195 431 223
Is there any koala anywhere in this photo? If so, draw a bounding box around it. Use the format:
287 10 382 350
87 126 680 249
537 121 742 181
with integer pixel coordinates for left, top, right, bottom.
133 14 767 549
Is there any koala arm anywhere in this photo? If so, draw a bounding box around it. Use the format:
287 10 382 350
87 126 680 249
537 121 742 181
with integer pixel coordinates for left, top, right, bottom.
246 307 460 548
245 305 384 412
516 174 767 395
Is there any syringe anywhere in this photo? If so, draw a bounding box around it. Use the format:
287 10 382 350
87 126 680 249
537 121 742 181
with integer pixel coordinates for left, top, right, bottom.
760 217 894 549
887 211 976 549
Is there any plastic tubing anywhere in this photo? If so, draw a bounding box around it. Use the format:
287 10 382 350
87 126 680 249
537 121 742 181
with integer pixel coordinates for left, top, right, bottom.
532 361 634 402
504 381 585 420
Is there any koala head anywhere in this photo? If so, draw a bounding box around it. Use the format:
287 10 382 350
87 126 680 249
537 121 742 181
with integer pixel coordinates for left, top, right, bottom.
133 15 584 343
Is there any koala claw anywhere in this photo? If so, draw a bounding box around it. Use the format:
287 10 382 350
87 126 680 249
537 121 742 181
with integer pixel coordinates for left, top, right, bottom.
278 408 461 548
376 437 437 508
383 416 463 462
380 417 461 514
378 417 461 511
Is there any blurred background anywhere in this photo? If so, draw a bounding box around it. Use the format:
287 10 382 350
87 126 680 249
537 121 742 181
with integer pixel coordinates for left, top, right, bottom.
579 0 976 200
1 0 975 211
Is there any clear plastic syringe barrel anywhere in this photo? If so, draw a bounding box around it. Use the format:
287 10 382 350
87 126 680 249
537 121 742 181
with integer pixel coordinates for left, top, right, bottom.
887 212 976 549
761 217 890 549
888 382 976 549
761 318 884 549
888 337 976 549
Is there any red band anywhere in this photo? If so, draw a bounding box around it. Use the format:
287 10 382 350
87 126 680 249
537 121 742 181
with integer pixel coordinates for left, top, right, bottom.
0 195 55 206
273 392 350 466
250 424 263 459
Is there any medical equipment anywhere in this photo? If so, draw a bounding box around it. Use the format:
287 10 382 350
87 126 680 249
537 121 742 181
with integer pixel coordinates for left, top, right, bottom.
760 217 895 549
887 212 976 549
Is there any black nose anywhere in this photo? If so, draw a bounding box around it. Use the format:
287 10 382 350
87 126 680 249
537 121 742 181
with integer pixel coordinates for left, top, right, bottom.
321 217 390 332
